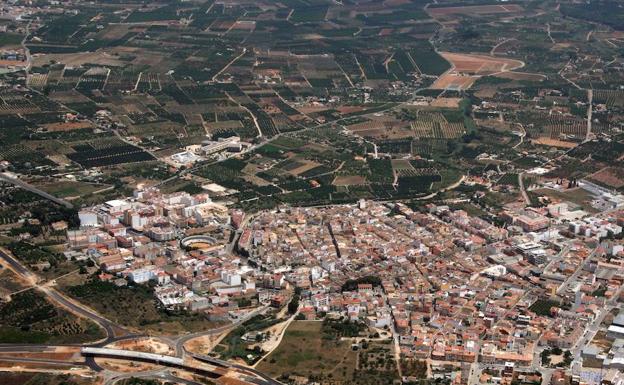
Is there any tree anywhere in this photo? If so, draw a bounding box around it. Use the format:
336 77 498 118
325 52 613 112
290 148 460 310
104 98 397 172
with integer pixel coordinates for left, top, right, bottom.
541 349 551 366
287 291 300 314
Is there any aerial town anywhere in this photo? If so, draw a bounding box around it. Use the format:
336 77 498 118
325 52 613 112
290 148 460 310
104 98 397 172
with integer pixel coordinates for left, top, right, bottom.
0 0 623 385
53 183 623 385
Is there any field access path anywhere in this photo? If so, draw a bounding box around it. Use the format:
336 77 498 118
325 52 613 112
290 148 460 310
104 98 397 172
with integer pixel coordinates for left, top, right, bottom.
586 88 593 142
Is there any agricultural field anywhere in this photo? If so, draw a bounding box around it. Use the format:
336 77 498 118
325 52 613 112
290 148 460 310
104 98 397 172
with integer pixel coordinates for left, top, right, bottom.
529 299 568 317
532 188 599 213
587 167 624 191
189 120 461 209
427 4 526 20
560 0 624 31
410 111 466 139
2 0 581 202
35 181 110 199
441 53 524 75
0 33 23 48
0 0 619 213
213 313 286 364
431 53 524 90
66 138 155 168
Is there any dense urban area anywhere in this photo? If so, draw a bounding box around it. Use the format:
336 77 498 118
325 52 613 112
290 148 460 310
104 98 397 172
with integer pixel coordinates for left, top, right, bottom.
0 1 623 385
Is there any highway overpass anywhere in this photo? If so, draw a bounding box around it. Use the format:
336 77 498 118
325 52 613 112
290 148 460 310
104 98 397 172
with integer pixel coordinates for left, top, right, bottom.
81 347 280 385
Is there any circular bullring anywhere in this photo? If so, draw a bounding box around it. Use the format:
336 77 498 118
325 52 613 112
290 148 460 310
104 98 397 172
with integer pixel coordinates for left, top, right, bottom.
180 235 218 250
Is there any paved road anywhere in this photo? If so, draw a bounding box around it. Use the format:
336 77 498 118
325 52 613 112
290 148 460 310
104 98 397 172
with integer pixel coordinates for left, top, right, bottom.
0 345 51 352
104 369 171 385
542 245 570 278
0 247 33 279
82 346 282 385
0 245 278 385
15 20 33 76
192 353 284 385
529 276 624 384
0 248 129 342
157 86 432 190
175 305 268 356
0 173 73 209
556 247 598 295
571 283 624 361
0 337 283 385
105 368 224 385
0 355 85 367
43 285 128 341
518 172 531 205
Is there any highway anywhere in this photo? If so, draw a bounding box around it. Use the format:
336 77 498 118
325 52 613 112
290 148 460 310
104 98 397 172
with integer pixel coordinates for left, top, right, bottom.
0 345 55 353
43 285 128 341
105 370 205 385
0 245 286 384
81 347 283 385
191 352 284 385
0 247 34 279
0 173 74 209
0 355 85 367
0 343 282 385
0 248 130 342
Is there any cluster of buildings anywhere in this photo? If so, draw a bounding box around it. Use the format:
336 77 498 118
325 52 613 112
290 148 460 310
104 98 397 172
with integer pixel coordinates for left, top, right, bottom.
0 49 26 62
170 136 249 167
582 310 624 370
67 188 264 319
62 182 624 383
237 200 624 383
0 48 27 72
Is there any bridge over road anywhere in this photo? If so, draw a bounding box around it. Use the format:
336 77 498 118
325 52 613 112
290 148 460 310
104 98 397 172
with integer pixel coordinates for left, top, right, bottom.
81 347 283 385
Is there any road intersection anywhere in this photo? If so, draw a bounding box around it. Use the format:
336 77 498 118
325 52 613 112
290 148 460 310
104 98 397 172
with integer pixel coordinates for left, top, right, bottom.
0 246 282 385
